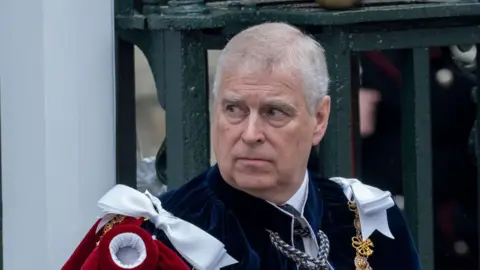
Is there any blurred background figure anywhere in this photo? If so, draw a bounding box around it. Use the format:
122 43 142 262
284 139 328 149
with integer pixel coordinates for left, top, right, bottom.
358 48 478 269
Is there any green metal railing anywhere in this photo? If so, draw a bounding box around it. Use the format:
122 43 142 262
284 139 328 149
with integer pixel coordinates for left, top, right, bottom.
114 1 480 269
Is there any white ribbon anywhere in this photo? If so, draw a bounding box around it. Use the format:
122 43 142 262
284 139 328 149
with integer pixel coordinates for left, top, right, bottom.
96 184 238 270
329 177 395 240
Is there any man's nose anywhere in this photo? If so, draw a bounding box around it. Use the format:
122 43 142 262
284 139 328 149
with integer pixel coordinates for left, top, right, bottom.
241 113 265 144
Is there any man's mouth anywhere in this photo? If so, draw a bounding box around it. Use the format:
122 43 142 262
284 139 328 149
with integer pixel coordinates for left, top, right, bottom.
237 157 271 163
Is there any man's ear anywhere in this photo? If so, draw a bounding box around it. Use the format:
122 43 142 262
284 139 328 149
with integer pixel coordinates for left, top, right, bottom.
312 95 331 146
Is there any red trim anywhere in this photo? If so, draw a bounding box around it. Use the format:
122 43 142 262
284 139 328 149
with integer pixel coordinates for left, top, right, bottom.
363 51 402 86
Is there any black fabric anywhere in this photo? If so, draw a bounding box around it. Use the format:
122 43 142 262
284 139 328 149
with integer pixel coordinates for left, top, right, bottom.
143 164 422 270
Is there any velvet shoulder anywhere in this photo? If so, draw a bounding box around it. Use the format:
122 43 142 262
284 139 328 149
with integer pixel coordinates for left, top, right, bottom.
143 170 261 269
149 170 225 235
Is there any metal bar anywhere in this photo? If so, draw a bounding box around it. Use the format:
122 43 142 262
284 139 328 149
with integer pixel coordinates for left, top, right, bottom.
163 30 210 188
145 32 169 185
400 47 434 270
163 0 208 14
148 32 167 109
144 3 480 30
350 54 362 178
475 43 480 270
318 29 355 177
115 37 138 188
350 25 480 51
116 0 135 14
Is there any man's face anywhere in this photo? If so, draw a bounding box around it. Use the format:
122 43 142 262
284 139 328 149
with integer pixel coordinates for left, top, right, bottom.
212 69 330 198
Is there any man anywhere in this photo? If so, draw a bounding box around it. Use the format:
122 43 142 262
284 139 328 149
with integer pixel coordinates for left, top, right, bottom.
64 22 421 270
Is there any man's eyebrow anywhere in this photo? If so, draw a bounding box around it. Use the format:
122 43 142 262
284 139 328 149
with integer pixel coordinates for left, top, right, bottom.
263 99 296 109
220 95 243 104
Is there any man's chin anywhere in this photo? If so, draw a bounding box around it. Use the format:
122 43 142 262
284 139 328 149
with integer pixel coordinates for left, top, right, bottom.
231 175 276 191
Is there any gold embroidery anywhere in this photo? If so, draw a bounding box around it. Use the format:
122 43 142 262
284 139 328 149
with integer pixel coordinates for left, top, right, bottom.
96 215 126 246
96 215 149 246
348 201 373 270
103 215 126 235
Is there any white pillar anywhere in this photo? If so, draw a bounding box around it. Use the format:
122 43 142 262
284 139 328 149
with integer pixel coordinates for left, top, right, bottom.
0 0 116 268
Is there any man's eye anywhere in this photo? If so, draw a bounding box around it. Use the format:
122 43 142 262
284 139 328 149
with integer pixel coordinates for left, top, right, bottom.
225 105 238 112
226 105 239 112
225 104 246 117
267 108 285 118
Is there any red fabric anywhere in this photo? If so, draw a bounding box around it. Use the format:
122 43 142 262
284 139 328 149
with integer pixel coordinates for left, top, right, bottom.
62 219 103 270
62 216 190 270
81 246 100 270
154 238 190 270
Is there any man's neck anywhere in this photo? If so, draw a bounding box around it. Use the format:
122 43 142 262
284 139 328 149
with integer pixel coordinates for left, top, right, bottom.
265 171 309 213
283 172 309 213
222 169 309 206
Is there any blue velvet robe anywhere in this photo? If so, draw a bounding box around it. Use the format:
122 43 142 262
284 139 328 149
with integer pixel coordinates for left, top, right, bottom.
144 165 422 269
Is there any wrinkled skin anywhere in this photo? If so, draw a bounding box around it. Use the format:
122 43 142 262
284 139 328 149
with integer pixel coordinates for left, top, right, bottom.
212 70 331 204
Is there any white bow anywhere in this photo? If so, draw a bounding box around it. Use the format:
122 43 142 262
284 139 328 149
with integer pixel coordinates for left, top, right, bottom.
96 184 238 270
329 177 395 240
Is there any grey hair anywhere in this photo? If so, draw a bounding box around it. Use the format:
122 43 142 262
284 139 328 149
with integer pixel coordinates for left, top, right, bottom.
212 22 330 113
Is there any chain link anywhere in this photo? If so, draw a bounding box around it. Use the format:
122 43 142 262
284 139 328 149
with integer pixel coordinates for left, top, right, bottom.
348 201 374 270
268 229 331 270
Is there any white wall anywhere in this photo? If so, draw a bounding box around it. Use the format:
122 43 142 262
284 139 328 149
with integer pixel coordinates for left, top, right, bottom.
0 0 116 268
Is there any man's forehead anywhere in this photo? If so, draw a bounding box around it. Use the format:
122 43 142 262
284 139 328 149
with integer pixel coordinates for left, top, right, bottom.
219 88 293 100
221 68 301 88
219 76 300 96
217 90 298 109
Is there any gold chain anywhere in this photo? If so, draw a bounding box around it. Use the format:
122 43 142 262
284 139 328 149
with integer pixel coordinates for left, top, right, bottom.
348 201 373 270
95 215 126 246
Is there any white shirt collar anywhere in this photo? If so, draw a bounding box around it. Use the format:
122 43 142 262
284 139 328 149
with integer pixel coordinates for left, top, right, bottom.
285 171 309 214
267 171 309 215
